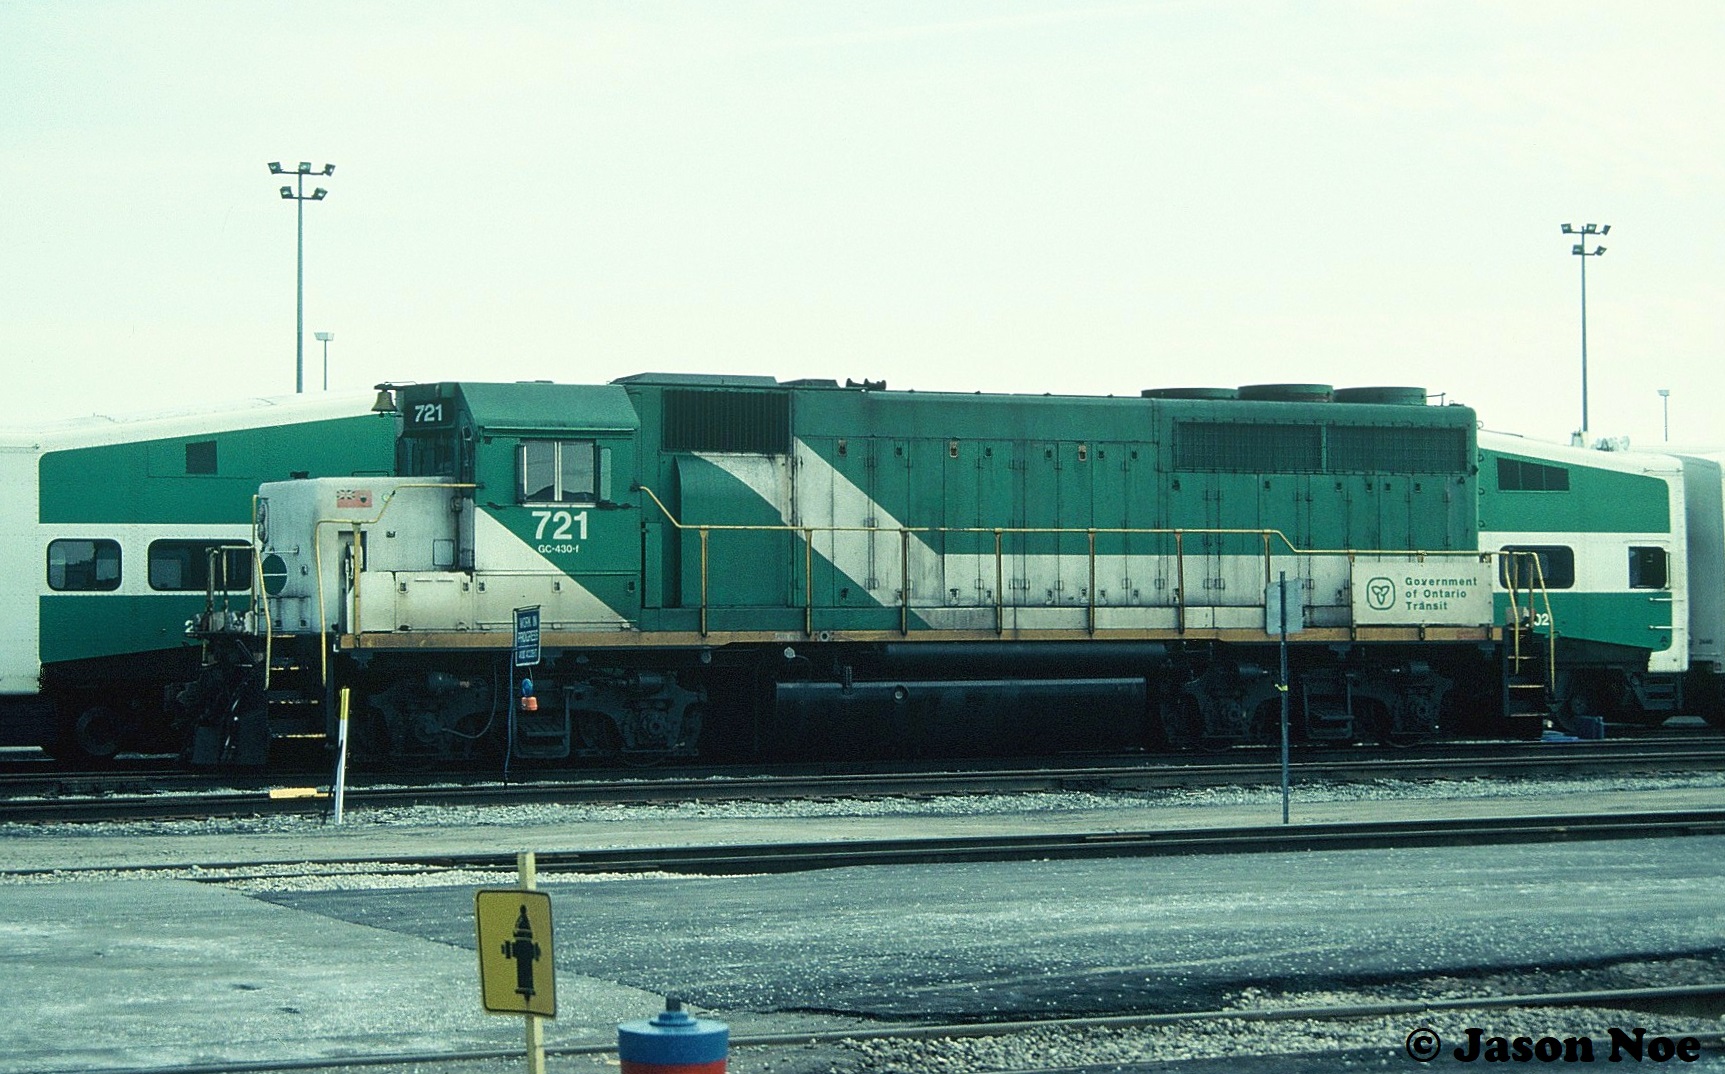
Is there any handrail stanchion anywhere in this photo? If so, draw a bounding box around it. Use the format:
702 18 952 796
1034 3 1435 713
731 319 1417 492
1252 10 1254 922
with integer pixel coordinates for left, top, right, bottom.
1174 530 1186 634
994 529 1004 636
1087 529 1097 636
699 527 710 638
804 527 814 637
899 529 910 636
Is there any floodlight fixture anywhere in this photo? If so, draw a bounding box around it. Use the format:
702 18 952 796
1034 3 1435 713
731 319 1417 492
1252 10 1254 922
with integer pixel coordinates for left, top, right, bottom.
268 160 338 393
1560 221 1611 440
315 332 334 391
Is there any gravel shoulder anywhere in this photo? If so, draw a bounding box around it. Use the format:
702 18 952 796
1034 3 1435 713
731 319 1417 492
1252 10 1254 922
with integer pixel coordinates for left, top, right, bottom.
5 770 1725 877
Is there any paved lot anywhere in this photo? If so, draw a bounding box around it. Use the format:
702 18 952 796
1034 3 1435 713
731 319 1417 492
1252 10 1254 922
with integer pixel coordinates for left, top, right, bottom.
5 783 1725 1072
271 836 1725 1020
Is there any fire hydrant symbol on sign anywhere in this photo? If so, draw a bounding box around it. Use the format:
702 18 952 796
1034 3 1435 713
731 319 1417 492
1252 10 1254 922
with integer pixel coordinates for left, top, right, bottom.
504 905 541 998
475 888 555 1017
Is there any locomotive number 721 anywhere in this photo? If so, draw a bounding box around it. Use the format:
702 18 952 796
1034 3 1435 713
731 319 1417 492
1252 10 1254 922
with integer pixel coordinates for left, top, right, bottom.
531 509 589 541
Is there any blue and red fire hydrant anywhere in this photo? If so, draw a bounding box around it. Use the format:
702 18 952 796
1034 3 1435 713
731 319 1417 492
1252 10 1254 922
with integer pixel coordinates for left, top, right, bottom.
618 997 728 1073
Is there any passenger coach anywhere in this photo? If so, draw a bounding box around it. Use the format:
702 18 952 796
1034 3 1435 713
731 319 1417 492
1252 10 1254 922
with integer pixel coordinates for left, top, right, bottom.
1480 430 1725 727
0 394 395 760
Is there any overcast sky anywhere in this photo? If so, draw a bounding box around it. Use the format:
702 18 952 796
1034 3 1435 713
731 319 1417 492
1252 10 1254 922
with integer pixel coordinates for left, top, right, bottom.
3 2 1720 446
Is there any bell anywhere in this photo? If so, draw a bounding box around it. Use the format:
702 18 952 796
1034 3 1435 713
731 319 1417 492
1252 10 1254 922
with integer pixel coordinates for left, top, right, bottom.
370 389 397 414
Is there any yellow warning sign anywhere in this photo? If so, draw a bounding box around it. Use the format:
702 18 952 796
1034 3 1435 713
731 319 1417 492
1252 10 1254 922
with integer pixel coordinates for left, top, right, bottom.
475 889 556 1017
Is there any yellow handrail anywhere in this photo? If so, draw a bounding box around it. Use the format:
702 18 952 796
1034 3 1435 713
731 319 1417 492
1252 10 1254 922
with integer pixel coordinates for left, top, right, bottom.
1500 549 1558 693
634 483 1485 558
634 483 1498 638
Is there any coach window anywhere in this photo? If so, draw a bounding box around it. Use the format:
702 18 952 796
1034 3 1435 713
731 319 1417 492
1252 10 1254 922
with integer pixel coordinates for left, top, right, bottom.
47 539 121 592
185 440 217 475
1629 546 1669 590
1498 545 1575 590
519 439 598 504
148 540 253 592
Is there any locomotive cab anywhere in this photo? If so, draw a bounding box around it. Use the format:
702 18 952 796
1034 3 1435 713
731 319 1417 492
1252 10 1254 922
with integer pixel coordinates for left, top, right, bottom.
250 383 702 765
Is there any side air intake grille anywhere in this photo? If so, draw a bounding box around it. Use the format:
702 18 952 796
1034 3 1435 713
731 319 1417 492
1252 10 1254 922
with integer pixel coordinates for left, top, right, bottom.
1174 423 1322 471
1328 426 1468 473
1174 422 1468 473
662 390 791 454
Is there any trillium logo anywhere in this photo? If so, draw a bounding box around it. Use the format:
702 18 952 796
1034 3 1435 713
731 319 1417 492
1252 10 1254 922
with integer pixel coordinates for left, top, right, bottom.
1366 576 1396 611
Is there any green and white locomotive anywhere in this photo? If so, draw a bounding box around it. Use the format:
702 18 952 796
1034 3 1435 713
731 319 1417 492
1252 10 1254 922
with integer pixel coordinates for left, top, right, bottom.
221 375 1507 765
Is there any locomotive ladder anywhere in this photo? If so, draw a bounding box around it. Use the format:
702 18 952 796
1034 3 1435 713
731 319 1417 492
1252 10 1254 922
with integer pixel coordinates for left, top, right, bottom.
1499 550 1558 712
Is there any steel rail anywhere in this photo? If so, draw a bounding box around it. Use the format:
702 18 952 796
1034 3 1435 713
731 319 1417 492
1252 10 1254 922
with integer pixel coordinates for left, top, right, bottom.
477 808 1725 874
41 983 1725 1074
5 743 1725 824
9 808 1725 879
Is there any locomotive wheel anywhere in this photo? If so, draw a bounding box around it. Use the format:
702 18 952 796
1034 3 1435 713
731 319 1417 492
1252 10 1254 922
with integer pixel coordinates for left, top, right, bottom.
575 709 623 753
1355 701 1396 746
1246 701 1278 746
58 704 123 763
1162 695 1204 749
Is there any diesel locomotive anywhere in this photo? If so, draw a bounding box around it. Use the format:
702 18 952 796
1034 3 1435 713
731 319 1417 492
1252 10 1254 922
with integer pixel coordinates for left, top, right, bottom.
185 375 1524 766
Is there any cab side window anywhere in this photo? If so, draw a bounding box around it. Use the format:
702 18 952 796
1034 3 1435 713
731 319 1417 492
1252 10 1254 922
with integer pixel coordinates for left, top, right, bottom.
1629 546 1669 590
1498 545 1575 590
148 540 253 592
519 440 597 504
48 539 121 591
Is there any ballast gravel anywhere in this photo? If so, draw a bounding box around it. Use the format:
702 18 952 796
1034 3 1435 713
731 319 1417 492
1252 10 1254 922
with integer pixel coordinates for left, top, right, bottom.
5 769 1725 850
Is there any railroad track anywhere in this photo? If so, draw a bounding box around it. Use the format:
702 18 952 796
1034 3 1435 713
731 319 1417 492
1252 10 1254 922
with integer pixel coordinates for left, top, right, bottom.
3 724 1719 787
10 807 1725 880
62 981 1725 1074
729 984 1725 1074
5 738 1725 824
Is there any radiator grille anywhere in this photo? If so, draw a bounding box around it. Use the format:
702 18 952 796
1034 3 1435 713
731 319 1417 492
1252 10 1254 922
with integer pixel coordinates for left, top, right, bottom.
1175 421 1467 473
662 390 791 454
